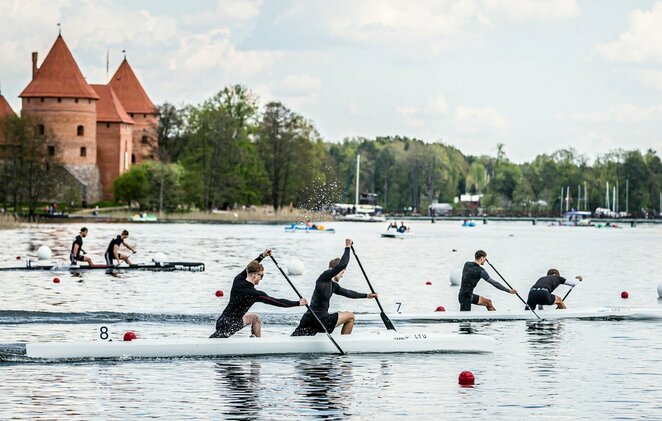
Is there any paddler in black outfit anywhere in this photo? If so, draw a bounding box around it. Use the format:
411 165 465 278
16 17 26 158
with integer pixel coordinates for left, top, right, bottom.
291 239 377 336
210 249 307 338
459 250 517 311
104 229 136 265
70 227 94 266
526 269 582 310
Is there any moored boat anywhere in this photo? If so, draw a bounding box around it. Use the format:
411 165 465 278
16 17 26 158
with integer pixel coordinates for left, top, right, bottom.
129 213 158 222
284 224 336 234
25 331 495 359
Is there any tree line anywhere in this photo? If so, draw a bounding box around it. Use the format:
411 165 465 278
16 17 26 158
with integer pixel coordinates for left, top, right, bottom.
0 84 660 217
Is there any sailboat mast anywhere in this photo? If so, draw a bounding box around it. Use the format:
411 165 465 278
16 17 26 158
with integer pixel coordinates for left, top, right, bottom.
355 154 360 207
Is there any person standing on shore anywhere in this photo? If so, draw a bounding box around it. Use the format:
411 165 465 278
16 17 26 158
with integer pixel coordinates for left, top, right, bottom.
459 250 517 311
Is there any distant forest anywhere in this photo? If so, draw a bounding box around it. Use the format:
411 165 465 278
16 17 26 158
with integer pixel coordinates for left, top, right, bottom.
2 85 661 217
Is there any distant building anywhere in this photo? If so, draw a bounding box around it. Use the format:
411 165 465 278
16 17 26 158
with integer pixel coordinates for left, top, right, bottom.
6 34 158 202
0 92 15 144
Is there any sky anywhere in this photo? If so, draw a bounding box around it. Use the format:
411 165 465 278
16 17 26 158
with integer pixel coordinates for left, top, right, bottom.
1 0 662 162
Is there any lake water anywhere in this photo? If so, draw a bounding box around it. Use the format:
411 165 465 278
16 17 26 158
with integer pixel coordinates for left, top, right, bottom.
1 221 661 419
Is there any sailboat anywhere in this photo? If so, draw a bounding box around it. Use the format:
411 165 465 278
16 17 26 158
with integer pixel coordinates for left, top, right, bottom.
335 155 386 222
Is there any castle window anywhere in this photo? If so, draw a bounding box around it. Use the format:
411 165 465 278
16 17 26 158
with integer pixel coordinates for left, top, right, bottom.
48 146 55 156
40 98 44 103
88 99 91 104
143 114 146 118
131 154 136 163
141 135 149 145
36 124 45 135
57 98 62 103
27 98 31 103
75 98 79 103
77 125 84 136
80 147 87 157
106 123 110 128
130 113 134 118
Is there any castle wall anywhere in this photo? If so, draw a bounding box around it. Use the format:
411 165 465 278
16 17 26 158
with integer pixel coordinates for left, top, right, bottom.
21 97 97 166
96 121 133 199
128 112 158 163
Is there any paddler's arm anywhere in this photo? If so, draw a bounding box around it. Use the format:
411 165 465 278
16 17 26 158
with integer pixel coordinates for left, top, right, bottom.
481 268 516 294
72 242 80 257
563 275 582 287
327 241 352 279
122 239 136 253
254 290 307 308
333 285 377 299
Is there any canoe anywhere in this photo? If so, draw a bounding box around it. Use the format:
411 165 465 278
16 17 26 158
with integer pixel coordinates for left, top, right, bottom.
284 225 336 234
0 261 206 272
357 307 662 323
25 332 495 359
380 232 412 239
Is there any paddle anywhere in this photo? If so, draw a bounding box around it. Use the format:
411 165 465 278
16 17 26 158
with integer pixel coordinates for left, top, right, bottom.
350 245 396 331
269 254 345 355
486 259 542 321
562 285 575 302
114 252 133 268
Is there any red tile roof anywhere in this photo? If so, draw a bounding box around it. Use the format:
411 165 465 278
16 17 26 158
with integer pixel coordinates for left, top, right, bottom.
0 95 15 118
91 85 134 124
108 59 156 114
20 35 99 100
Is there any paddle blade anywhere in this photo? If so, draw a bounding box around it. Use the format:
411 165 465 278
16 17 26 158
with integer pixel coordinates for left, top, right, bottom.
381 312 396 331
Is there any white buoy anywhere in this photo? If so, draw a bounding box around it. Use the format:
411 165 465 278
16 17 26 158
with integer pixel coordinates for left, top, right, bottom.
658 282 662 299
450 268 461 286
37 245 52 261
153 252 167 264
287 258 304 276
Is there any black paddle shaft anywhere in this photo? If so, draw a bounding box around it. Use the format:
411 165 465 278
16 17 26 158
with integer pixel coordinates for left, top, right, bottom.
350 246 396 331
269 255 345 355
562 285 575 301
486 259 542 321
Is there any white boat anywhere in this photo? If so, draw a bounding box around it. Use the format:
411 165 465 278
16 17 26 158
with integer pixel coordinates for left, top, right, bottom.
25 331 495 359
357 307 662 323
380 231 412 239
129 213 158 222
335 155 386 223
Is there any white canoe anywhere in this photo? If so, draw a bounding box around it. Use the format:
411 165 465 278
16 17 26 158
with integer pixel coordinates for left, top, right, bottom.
358 307 662 323
380 232 413 239
25 332 494 359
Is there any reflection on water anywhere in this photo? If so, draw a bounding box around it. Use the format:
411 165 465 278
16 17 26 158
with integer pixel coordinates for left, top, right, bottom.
215 361 262 420
525 320 564 379
294 357 353 419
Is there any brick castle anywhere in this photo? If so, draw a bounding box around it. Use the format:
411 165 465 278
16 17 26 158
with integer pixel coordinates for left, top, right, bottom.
0 34 158 202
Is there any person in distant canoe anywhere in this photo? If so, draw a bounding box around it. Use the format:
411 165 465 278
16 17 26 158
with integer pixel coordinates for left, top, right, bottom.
104 229 136 266
526 269 582 310
291 239 378 337
459 250 517 311
210 249 307 338
386 221 398 231
397 221 408 233
70 227 94 266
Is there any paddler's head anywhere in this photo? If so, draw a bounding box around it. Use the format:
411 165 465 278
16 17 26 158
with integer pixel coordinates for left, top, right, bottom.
121 229 129 240
80 227 88 237
329 257 345 282
246 260 265 285
547 268 560 276
474 250 487 265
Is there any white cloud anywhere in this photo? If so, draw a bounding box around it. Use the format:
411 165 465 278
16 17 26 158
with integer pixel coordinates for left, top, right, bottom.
596 3 662 64
215 0 262 21
279 0 578 54
451 105 508 134
572 104 662 123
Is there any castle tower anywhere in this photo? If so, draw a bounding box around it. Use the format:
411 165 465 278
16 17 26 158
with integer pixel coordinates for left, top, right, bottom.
0 93 14 118
19 35 102 202
91 84 134 199
108 59 158 164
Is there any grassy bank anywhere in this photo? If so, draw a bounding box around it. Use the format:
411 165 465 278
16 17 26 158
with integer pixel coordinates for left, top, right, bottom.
0 214 21 229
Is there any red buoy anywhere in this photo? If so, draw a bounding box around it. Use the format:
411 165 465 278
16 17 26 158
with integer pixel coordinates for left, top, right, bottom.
458 370 475 386
123 331 137 341
621 291 629 299
435 306 446 312
215 290 224 297
52 277 60 284
425 281 432 285
16 256 21 260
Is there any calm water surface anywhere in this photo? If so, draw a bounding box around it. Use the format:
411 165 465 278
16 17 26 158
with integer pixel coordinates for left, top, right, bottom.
1 221 661 419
